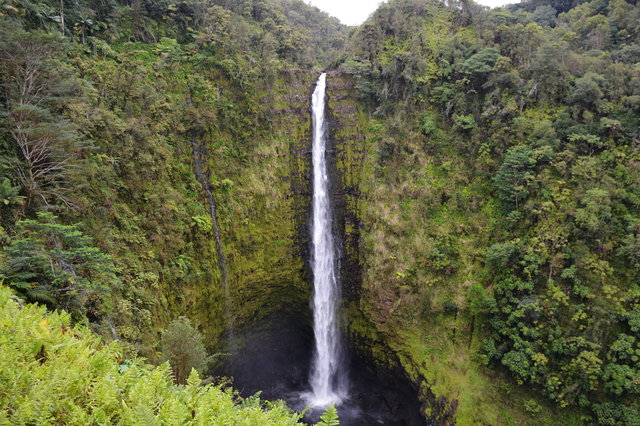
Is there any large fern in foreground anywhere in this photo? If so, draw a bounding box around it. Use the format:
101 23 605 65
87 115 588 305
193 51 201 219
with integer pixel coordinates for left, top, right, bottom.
0 285 303 425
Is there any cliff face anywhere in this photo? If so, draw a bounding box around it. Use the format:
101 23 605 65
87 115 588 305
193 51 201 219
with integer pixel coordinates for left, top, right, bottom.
67 67 320 356
165 71 321 349
215 71 317 328
219 71 369 331
322 73 577 425
325 73 367 301
198 70 450 422
324 73 457 424
70 68 323 356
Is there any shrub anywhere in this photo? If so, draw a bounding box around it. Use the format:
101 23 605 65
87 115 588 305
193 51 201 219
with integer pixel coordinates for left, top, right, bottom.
493 146 536 210
160 316 209 384
467 283 496 316
453 114 475 131
524 399 542 414
486 241 520 269
421 113 436 136
443 300 458 315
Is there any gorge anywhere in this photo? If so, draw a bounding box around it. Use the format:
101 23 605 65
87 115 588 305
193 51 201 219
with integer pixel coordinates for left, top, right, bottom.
222 71 426 425
2 0 640 424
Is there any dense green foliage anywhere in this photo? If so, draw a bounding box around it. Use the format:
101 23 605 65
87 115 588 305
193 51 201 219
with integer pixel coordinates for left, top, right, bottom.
0 0 343 356
2 0 640 423
0 285 303 424
343 0 640 422
1 212 119 318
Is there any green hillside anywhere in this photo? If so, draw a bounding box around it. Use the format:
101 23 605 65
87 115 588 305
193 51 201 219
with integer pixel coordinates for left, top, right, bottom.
339 0 639 423
1 0 639 423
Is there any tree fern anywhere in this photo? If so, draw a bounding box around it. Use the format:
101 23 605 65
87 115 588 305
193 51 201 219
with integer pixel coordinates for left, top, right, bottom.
25 286 56 305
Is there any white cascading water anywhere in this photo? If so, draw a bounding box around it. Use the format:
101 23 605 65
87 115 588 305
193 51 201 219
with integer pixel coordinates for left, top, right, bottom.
307 72 345 407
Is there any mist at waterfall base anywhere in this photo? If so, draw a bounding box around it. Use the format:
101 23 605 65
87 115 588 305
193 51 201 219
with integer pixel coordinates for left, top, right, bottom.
220 314 426 425
215 74 425 425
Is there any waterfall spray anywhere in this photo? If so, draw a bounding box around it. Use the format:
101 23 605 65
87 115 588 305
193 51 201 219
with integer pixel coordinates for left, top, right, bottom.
306 73 346 407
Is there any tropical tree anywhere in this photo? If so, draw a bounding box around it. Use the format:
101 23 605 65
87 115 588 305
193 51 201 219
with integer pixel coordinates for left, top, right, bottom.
566 73 604 112
0 21 88 212
494 145 536 209
159 316 209 385
5 105 85 210
0 212 119 315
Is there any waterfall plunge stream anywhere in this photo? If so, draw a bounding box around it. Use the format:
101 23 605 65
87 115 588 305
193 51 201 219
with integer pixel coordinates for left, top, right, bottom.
306 72 346 407
220 72 425 425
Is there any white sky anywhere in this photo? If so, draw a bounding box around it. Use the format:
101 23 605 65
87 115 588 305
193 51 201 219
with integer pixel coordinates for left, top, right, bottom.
306 0 512 26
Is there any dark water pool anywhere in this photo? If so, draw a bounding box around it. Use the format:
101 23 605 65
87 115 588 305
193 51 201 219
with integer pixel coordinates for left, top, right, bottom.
214 313 427 425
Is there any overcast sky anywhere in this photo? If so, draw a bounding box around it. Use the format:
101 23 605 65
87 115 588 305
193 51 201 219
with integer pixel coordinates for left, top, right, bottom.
306 0 512 26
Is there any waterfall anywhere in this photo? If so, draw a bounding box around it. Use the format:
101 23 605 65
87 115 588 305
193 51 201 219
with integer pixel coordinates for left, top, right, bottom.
307 73 345 407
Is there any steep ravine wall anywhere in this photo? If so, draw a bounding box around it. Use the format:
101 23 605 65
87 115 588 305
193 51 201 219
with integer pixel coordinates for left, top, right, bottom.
211 71 319 331
146 71 320 353
323 72 578 425
325 73 455 424
195 70 453 423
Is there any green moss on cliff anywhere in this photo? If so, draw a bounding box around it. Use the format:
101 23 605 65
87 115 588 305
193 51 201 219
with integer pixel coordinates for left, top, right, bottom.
325 73 584 424
0 0 331 360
